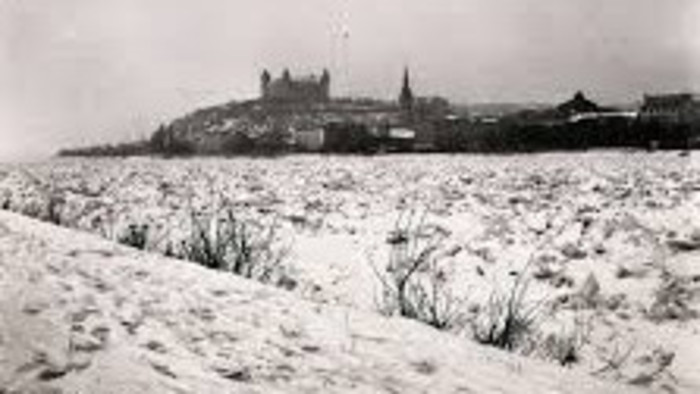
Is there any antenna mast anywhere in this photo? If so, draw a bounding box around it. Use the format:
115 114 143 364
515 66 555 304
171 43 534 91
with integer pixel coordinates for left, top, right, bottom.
330 0 351 98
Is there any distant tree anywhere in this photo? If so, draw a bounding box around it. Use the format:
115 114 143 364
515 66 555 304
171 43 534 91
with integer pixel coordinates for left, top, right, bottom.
323 122 378 153
150 126 195 156
253 126 291 154
149 125 169 152
222 132 255 154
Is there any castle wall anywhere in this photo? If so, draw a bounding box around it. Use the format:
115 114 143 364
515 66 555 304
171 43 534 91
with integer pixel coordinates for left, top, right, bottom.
261 71 330 103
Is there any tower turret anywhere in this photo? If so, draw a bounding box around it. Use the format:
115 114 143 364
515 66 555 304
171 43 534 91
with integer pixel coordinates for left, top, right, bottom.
320 69 331 100
260 69 271 99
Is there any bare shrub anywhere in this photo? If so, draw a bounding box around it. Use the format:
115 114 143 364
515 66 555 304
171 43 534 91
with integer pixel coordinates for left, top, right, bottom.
18 187 65 225
592 341 637 379
179 208 293 288
471 272 543 351
45 191 65 225
373 210 463 330
16 172 65 224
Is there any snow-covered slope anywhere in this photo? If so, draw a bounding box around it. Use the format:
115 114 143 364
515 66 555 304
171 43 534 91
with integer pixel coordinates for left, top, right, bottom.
0 211 640 393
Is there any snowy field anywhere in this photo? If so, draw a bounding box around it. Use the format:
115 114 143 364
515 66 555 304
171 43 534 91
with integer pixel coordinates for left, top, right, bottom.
1 151 700 392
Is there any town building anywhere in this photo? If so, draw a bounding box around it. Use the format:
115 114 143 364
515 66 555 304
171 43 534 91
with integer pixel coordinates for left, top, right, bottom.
293 128 325 152
638 93 700 125
637 93 700 149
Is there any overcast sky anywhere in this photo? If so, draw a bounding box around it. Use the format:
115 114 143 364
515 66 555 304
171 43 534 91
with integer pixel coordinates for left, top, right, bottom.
1 0 699 161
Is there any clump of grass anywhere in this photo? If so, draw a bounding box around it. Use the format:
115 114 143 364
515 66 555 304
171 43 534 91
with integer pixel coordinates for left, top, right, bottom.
471 272 542 351
22 188 65 225
45 191 64 225
118 223 150 250
179 208 292 288
529 314 589 366
24 173 66 225
374 210 462 330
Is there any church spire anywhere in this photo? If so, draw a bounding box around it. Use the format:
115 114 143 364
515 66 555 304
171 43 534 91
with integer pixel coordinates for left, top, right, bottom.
399 67 414 111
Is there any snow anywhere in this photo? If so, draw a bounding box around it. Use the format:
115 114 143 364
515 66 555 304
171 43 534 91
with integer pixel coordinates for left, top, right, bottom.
0 211 640 393
1 151 699 392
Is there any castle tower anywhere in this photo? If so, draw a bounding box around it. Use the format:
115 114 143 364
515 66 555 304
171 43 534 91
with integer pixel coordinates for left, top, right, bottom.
320 69 331 100
399 67 414 112
260 69 271 99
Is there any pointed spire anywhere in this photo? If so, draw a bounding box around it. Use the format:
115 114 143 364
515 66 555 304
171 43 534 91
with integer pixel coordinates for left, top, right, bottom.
399 66 414 110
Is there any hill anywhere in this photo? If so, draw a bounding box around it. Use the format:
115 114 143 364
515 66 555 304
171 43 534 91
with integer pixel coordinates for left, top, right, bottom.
146 98 401 155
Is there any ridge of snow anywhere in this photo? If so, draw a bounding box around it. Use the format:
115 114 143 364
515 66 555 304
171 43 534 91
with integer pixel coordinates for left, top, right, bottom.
0 211 641 394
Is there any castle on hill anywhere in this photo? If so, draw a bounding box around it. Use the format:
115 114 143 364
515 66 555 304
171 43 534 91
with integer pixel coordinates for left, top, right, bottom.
260 69 330 103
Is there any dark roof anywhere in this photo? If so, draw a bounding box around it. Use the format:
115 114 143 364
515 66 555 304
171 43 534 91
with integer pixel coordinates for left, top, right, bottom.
642 94 700 110
556 91 600 115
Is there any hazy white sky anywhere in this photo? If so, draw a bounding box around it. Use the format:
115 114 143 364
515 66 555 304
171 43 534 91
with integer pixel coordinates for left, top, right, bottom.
1 0 699 160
